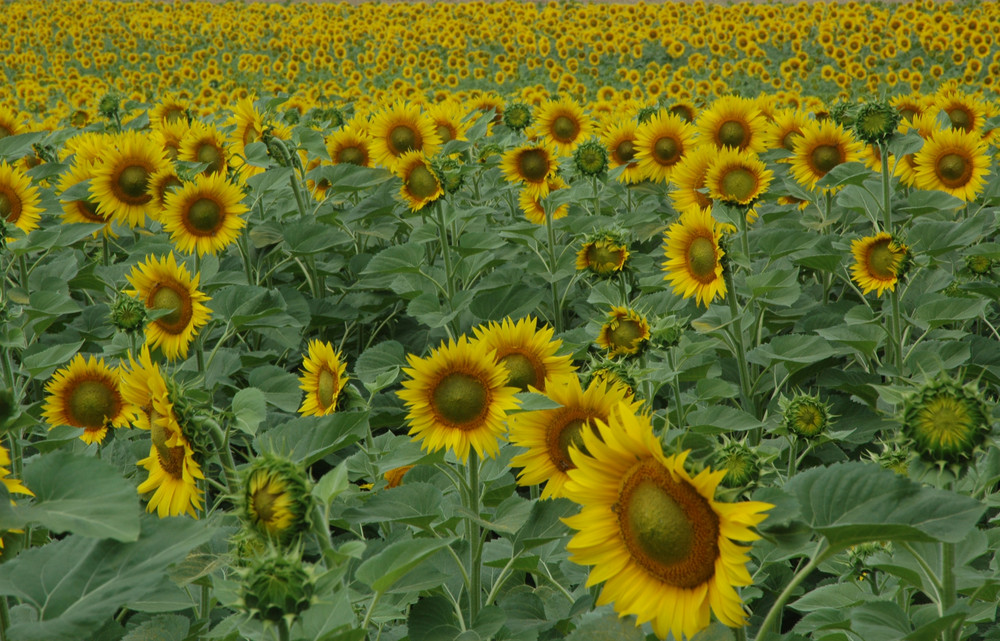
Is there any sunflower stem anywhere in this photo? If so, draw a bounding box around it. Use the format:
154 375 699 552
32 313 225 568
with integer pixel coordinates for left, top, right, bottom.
276 618 291 641
0 597 9 641
880 142 892 232
723 268 758 425
434 203 459 337
888 288 903 376
754 542 835 640
591 175 600 216
289 172 309 220
665 347 685 433
465 451 482 622
17 256 28 293
207 418 239 493
102 235 110 267
543 204 563 334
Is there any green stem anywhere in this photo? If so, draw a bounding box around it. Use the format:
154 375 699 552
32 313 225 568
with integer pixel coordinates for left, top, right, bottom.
665 347 685 432
899 542 944 606
289 173 309 219
754 543 835 640
17 256 28 292
206 419 239 493
888 288 903 376
737 206 751 267
724 269 757 422
434 204 460 338
276 618 291 641
880 142 892 232
361 591 381 633
466 451 482 622
0 597 9 641
591 175 600 216
543 204 563 333
102 235 110 267
941 542 955 615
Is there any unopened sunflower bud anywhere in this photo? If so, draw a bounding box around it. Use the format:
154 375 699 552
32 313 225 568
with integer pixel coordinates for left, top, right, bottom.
241 551 315 624
243 454 313 544
573 139 609 177
964 254 996 277
902 376 990 466
780 393 832 438
715 441 761 488
854 101 900 146
110 294 147 335
503 102 533 132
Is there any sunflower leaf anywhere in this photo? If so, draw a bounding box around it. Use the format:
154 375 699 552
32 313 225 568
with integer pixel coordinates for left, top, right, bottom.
355 537 454 593
816 162 872 189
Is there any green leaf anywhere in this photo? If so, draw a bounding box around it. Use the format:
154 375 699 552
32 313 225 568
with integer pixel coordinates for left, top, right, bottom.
847 602 910 641
687 405 765 434
0 452 141 542
0 515 215 641
283 222 342 255
408 595 462 641
248 366 303 413
256 411 369 465
513 392 562 411
815 324 883 358
121 615 189 641
362 244 426 276
790 582 878 612
0 132 47 160
342 483 444 529
20 340 85 379
470 283 546 322
785 462 986 550
231 388 267 436
911 297 990 330
513 498 574 553
355 340 406 386
746 335 840 371
313 462 349 506
816 162 872 189
355 537 454 593
565 608 645 641
746 268 801 307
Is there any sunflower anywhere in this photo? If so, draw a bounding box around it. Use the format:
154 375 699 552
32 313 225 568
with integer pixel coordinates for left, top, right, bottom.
120 345 169 433
662 209 727 308
298 339 348 416
601 120 643 184
762 108 812 153
705 148 773 207
228 98 265 178
160 172 248 256
509 376 640 499
669 144 716 215
850 232 909 297
397 336 521 463
90 130 169 227
62 131 113 166
501 143 557 197
912 127 990 202
0 161 42 236
576 233 630 277
178 121 230 176
933 90 987 134
562 404 772 641
58 161 114 237
0 105 24 139
147 166 184 217
243 455 312 543
894 112 936 188
327 127 373 167
125 253 212 361
425 100 468 145
136 413 205 518
471 316 575 393
149 94 191 127
532 99 592 155
520 174 569 224
596 307 651 358
369 101 442 171
395 151 444 211
789 119 864 192
890 93 928 124
634 111 697 183
150 118 190 162
697 95 768 152
43 354 129 445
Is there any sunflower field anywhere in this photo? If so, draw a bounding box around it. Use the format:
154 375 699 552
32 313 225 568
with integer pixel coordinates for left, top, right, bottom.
3 0 1000 639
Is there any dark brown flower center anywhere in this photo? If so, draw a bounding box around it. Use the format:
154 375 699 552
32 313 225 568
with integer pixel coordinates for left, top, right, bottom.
937 153 971 186
947 107 972 132
868 239 899 279
519 149 550 182
551 417 590 472
337 146 366 166
653 136 681 165
436 124 454 144
0 189 17 221
118 165 151 201
781 130 801 152
615 139 636 163
389 125 419 155
149 283 192 334
196 143 225 174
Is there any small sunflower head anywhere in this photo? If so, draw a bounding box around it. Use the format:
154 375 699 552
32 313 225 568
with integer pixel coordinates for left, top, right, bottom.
98 91 124 121
576 229 630 277
110 293 147 335
240 549 315 625
242 454 313 544
854 101 900 146
573 139 609 177
596 307 650 358
902 376 991 467
964 254 996 277
636 105 659 124
478 143 503 164
714 440 762 489
432 157 465 194
503 102 533 132
780 392 832 438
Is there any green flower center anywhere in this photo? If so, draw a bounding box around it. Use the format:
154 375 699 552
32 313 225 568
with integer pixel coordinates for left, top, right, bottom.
68 380 118 429
868 240 900 279
316 368 339 410
792 403 825 437
186 198 222 234
781 130 801 152
149 284 191 333
586 241 625 274
499 352 538 392
519 149 550 182
618 460 720 588
947 107 972 132
337 146 365 166
436 124 453 144
118 165 151 200
163 106 186 124
937 153 970 186
687 236 718 281
196 143 225 174
389 125 418 155
718 120 749 148
811 144 842 174
407 165 439 200
910 393 981 460
859 111 890 136
554 418 589 471
243 127 258 146
609 320 644 352
576 146 606 175
552 115 579 142
0 190 14 221
615 139 636 163
433 372 488 427
720 167 757 202
653 136 681 165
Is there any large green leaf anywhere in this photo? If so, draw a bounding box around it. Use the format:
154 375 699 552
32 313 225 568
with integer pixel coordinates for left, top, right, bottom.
256 411 369 465
0 451 140 541
355 537 454 593
0 515 215 641
785 462 985 549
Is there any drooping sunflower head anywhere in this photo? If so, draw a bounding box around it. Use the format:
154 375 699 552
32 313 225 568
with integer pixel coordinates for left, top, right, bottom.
779 392 832 438
471 316 575 393
532 99 592 155
161 172 248 256
509 375 642 499
397 336 521 463
902 377 991 467
395 150 444 211
697 95 768 152
0 160 43 237
705 147 773 207
596 307 651 358
572 139 610 178
662 208 727 308
43 354 129 445
576 230 630 277
790 119 864 192
562 403 772 641
369 101 442 171
90 130 169 228
240 550 315 625
298 339 348 416
850 232 910 297
912 126 990 202
243 454 313 544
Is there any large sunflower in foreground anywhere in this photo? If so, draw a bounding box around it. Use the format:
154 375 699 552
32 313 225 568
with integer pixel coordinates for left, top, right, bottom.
471 316 575 393
298 339 348 417
850 232 909 297
562 404 772 641
789 120 863 192
912 127 990 202
90 130 169 227
43 354 129 444
663 208 727 308
160 172 248 256
395 151 444 211
0 160 42 236
369 101 442 171
696 95 768 152
510 376 640 499
705 148 773 207
397 336 521 463
634 111 697 183
126 253 211 361
532 99 593 155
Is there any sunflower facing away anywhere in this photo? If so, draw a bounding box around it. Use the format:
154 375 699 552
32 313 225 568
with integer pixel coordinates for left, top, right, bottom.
596 307 651 358
397 336 521 463
634 111 697 183
562 403 771 640
663 208 727 308
509 376 641 499
43 354 129 444
789 120 863 192
471 316 575 393
243 455 312 543
369 101 442 171
90 130 170 227
160 172 248 256
850 232 909 297
0 160 43 236
298 339 348 417
519 174 569 225
126 253 212 361
121 345 205 518
705 148 773 207
395 151 444 211
912 126 990 202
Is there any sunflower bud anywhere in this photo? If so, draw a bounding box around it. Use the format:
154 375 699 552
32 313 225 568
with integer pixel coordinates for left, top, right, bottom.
576 230 630 277
262 130 294 169
503 102 533 132
902 377 991 466
243 454 313 544
636 105 658 124
282 107 301 125
651 315 685 348
586 359 638 399
98 91 123 121
240 550 315 624
478 143 503 164
964 254 996 277
432 157 465 194
780 393 832 438
867 440 912 476
162 378 213 460
714 440 761 488
829 102 854 128
110 293 147 335
573 139 609 178
853 101 900 146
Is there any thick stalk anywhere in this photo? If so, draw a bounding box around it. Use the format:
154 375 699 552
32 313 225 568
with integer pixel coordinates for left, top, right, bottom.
888 289 903 375
591 176 600 216
724 269 756 423
102 235 110 267
754 543 834 640
206 419 240 493
665 347 685 432
880 142 892 232
543 205 563 333
276 619 291 641
0 597 8 641
434 204 459 337
466 452 482 621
